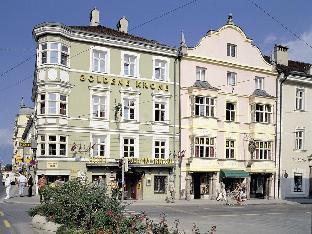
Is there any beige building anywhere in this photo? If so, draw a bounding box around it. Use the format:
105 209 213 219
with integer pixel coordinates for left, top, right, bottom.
12 98 34 171
274 45 312 198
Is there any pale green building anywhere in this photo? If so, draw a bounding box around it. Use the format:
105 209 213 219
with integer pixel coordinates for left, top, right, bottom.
30 9 180 200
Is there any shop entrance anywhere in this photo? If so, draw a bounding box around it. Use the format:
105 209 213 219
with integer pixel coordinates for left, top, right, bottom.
193 173 201 199
250 174 268 199
116 171 143 200
192 173 210 199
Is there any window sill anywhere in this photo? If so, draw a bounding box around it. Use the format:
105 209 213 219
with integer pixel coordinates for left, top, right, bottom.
192 157 217 160
39 63 70 69
121 120 139 124
251 159 274 162
293 109 306 112
193 116 217 120
293 149 307 153
154 192 166 194
152 121 169 125
224 120 239 124
91 118 109 121
251 122 273 125
91 70 108 75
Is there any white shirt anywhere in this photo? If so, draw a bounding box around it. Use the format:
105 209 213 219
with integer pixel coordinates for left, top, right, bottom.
5 177 11 187
18 175 27 183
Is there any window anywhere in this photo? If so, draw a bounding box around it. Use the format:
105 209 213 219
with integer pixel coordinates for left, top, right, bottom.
60 95 67 116
226 102 235 121
226 140 235 159
154 175 167 194
155 102 166 122
123 54 136 76
123 138 135 157
294 173 303 192
123 98 136 120
92 95 106 118
254 104 272 123
48 93 57 114
254 141 272 160
194 137 216 158
39 94 45 114
227 72 237 86
39 42 69 66
227 43 237 57
92 50 107 73
295 129 304 150
154 59 167 81
93 136 106 157
194 96 215 117
255 77 264 90
154 140 166 159
196 67 206 81
296 88 304 110
39 135 67 156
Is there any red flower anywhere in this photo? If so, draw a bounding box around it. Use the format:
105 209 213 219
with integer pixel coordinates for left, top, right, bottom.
106 210 113 217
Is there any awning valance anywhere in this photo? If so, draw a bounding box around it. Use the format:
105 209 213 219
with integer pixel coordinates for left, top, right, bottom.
220 169 249 178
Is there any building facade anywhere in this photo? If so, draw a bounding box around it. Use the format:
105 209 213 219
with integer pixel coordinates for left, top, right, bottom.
274 45 312 198
180 16 277 199
30 9 179 200
12 99 34 171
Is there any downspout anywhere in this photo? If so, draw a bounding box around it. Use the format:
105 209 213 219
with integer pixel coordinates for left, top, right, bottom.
277 69 289 199
173 55 177 199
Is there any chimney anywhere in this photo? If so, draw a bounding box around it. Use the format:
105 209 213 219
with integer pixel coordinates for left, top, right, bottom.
273 44 288 66
117 16 128 33
90 8 100 26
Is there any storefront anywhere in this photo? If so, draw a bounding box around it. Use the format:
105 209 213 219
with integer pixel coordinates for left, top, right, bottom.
220 169 249 193
250 173 273 199
191 172 213 199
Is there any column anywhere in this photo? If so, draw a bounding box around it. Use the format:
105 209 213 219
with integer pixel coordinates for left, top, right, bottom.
185 174 191 201
246 176 251 199
265 175 270 199
211 173 217 200
208 175 213 199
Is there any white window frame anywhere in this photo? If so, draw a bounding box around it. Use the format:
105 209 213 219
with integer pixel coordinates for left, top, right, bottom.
225 139 235 159
295 88 305 111
194 96 215 117
121 51 139 77
153 57 169 81
254 141 272 160
121 91 140 122
38 42 70 67
255 76 264 90
92 95 107 119
295 129 304 150
90 87 110 122
227 43 237 57
227 72 237 86
39 135 67 157
194 137 216 158
92 135 106 157
196 66 206 81
253 103 272 124
120 135 139 158
38 93 68 116
90 46 110 74
152 138 169 159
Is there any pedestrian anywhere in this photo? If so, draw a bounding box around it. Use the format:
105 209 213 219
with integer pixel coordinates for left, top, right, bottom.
38 174 47 203
97 176 105 188
4 174 11 199
54 176 63 187
28 175 34 197
18 173 27 197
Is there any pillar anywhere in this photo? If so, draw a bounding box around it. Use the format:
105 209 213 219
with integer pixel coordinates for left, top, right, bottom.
309 167 312 198
246 176 251 199
208 175 213 199
185 173 191 201
211 173 217 200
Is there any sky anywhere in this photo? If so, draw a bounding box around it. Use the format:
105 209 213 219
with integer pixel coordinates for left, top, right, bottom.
0 0 312 164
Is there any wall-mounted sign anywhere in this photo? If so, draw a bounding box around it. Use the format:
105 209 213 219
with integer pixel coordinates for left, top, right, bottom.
89 157 107 164
80 74 169 92
71 143 96 154
128 158 174 165
19 142 31 147
47 162 58 169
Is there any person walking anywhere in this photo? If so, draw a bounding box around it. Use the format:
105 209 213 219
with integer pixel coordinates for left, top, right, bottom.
18 173 27 197
4 174 11 199
27 175 34 197
38 174 47 203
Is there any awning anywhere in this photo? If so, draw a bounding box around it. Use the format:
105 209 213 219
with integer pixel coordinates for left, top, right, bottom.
220 169 249 178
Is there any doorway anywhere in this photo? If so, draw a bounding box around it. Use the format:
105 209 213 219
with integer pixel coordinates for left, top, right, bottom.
250 174 266 199
193 173 201 199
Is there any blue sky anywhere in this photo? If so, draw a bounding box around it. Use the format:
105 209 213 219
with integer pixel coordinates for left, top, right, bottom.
0 0 311 164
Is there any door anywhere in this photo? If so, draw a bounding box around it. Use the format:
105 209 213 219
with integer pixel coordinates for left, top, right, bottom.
250 174 265 198
193 173 201 199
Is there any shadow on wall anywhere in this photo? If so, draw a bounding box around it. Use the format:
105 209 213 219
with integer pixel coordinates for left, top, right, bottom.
281 176 311 200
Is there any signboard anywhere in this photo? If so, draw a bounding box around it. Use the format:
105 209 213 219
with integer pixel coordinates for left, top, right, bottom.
19 142 31 147
128 158 174 165
47 162 58 169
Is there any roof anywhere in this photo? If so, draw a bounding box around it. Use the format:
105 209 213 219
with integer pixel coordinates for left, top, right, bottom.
193 81 219 90
18 106 34 115
252 89 273 98
68 25 170 48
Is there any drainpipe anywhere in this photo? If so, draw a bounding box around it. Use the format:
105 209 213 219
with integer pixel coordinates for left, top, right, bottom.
277 69 289 199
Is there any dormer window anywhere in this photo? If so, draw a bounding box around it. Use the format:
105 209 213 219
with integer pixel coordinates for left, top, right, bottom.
196 67 206 81
255 77 264 90
227 43 237 57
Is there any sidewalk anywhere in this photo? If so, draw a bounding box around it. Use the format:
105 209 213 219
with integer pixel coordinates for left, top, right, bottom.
2 185 40 205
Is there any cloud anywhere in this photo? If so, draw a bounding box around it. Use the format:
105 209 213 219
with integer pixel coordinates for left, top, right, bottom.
0 129 12 146
264 34 277 45
284 28 312 63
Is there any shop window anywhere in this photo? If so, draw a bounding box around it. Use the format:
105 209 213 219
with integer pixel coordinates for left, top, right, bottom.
154 140 166 159
194 96 215 117
226 102 235 121
92 95 106 118
194 137 216 158
39 42 69 66
93 135 106 157
154 59 167 81
196 67 206 81
254 141 272 160
123 138 135 157
294 173 303 192
225 140 235 159
154 175 167 194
